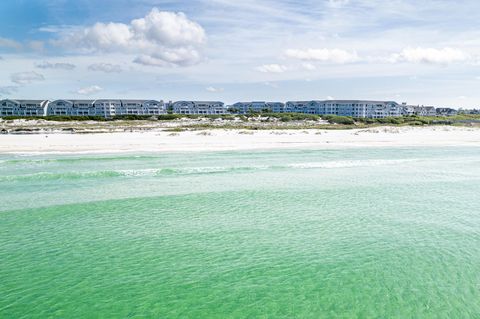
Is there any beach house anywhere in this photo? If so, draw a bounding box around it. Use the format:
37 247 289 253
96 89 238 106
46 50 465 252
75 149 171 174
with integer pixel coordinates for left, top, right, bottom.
172 101 225 114
232 102 285 114
48 100 96 116
414 106 437 116
93 100 122 117
436 108 458 117
0 99 49 116
117 100 166 115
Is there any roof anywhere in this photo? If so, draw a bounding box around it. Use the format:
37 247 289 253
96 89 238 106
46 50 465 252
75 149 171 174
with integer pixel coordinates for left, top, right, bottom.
173 101 224 105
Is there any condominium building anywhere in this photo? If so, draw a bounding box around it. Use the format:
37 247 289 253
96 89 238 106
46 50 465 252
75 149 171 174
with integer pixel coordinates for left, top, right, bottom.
0 98 452 119
283 100 404 118
0 99 49 116
116 100 166 115
48 100 96 116
232 102 285 114
172 101 225 114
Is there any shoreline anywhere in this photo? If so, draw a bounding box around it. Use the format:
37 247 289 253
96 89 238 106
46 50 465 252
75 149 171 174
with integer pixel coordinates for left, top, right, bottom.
1 126 480 155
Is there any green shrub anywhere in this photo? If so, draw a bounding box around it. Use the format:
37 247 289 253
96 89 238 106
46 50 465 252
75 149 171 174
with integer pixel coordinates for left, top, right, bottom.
323 115 355 125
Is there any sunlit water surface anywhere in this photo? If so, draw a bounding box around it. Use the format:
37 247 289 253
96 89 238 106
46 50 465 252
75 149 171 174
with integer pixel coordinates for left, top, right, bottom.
1 147 480 318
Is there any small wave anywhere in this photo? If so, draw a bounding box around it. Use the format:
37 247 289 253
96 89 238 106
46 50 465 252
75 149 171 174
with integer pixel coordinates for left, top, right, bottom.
1 155 157 165
287 158 420 169
0 170 125 182
0 158 423 182
155 166 265 176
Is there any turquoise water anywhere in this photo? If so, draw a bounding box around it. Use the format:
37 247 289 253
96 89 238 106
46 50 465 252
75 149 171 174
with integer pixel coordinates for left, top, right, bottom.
1 147 480 318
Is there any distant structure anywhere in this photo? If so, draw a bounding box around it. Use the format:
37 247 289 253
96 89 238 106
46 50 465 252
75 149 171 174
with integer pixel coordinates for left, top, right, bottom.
0 99 49 116
172 101 225 114
231 102 284 114
47 99 167 117
436 108 458 117
230 100 439 118
0 98 467 118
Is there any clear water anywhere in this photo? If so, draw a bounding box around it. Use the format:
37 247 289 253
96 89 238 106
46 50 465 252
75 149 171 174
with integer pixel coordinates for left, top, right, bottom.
1 147 480 318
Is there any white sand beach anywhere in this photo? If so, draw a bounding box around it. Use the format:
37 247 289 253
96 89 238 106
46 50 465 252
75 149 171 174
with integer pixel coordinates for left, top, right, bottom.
1 126 480 154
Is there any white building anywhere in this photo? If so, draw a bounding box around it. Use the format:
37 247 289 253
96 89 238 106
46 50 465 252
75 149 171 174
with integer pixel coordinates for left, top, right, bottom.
285 101 321 114
414 106 436 117
0 99 49 116
48 99 166 117
284 100 404 118
92 100 122 117
401 104 416 116
48 100 96 116
118 100 166 115
173 101 225 114
232 102 284 114
436 108 458 117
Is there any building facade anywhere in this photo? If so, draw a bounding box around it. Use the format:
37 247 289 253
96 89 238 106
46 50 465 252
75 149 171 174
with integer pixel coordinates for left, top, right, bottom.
436 108 458 117
414 106 437 117
48 100 96 116
232 102 285 114
283 100 404 118
1 98 460 119
172 101 225 114
0 99 49 116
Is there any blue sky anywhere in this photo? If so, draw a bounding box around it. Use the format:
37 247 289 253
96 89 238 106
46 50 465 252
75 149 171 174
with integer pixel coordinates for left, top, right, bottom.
0 0 479 107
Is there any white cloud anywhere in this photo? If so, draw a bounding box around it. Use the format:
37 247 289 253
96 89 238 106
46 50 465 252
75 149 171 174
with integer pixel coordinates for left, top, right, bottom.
131 9 205 47
256 64 288 73
263 81 279 88
10 71 45 84
285 48 359 64
76 85 103 95
0 37 22 50
301 62 316 70
326 96 335 100
206 86 224 92
57 8 206 67
133 48 201 67
88 63 122 73
36 61 76 70
327 0 350 8
390 47 469 64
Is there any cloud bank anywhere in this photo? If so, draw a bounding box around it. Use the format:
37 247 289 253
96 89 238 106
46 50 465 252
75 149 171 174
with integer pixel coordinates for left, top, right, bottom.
11 72 45 84
56 8 206 67
285 48 359 64
75 85 103 95
390 47 469 64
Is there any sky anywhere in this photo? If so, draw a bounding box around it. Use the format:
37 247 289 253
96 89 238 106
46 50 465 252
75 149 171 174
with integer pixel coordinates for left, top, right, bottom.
0 0 479 107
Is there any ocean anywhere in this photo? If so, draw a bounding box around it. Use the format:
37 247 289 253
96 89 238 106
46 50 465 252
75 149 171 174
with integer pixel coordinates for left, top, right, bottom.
1 147 480 318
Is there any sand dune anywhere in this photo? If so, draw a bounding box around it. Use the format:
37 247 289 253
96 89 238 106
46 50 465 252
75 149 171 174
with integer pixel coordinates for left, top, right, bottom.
1 126 479 154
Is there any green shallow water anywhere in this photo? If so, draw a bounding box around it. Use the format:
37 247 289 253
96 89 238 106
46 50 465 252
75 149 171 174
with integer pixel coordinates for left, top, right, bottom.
1 147 480 318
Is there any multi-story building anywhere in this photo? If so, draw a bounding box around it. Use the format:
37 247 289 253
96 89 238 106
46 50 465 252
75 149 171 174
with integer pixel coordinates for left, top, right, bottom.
436 108 458 117
232 102 284 114
285 101 321 114
172 101 225 114
283 100 403 118
401 104 416 116
0 99 49 116
414 106 437 117
92 100 122 117
48 100 96 116
48 100 166 117
117 100 166 115
1 98 451 119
